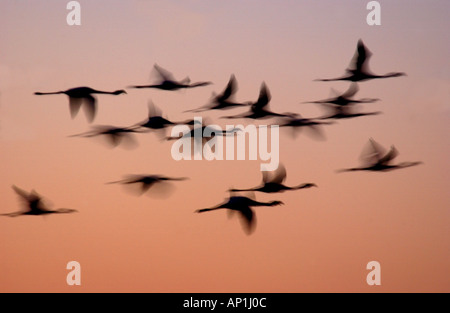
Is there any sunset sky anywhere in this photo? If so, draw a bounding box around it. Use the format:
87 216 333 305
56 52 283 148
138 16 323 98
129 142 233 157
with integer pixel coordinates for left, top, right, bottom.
0 0 449 292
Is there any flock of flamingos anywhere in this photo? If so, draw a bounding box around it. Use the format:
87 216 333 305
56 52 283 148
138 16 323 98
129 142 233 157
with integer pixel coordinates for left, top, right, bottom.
2 39 422 235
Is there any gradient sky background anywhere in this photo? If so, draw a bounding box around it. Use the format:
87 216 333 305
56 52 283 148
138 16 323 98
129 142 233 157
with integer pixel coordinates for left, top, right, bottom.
0 0 448 292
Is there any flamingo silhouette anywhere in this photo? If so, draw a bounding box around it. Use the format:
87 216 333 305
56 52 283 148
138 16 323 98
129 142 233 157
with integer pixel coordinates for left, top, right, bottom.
277 114 334 140
316 102 381 120
69 125 143 148
34 86 126 123
166 118 241 155
229 164 317 193
127 101 187 140
129 64 212 91
222 82 295 120
131 101 178 130
184 74 250 112
167 118 241 141
338 138 423 172
1 186 77 217
107 174 188 197
303 83 379 106
195 193 284 235
315 39 406 82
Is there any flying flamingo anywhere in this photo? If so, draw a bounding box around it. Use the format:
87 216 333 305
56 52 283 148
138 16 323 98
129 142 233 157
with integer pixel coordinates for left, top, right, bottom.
128 64 212 91
337 138 423 172
229 164 317 193
222 82 295 120
107 174 188 197
303 83 379 106
185 74 250 112
69 125 143 148
315 39 406 82
34 86 126 123
1 186 77 217
196 192 284 235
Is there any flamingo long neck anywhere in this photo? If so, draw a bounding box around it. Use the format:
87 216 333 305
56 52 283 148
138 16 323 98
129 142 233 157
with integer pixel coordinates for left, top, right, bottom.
169 177 188 181
230 187 256 192
35 91 65 95
199 205 227 212
247 199 275 207
131 85 156 89
359 98 379 103
92 90 117 95
382 72 405 78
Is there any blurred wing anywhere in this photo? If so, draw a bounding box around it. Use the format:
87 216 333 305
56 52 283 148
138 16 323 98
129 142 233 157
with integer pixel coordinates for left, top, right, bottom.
347 39 372 73
279 122 302 139
359 138 387 166
341 83 359 98
238 207 256 235
254 82 271 110
119 179 154 196
218 74 237 101
83 95 97 123
119 133 139 149
270 163 286 184
357 40 373 73
147 100 162 118
12 185 30 201
104 133 122 147
304 124 326 141
329 87 340 98
152 64 176 81
319 102 340 115
289 125 302 139
145 181 175 198
69 97 82 119
378 146 399 165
